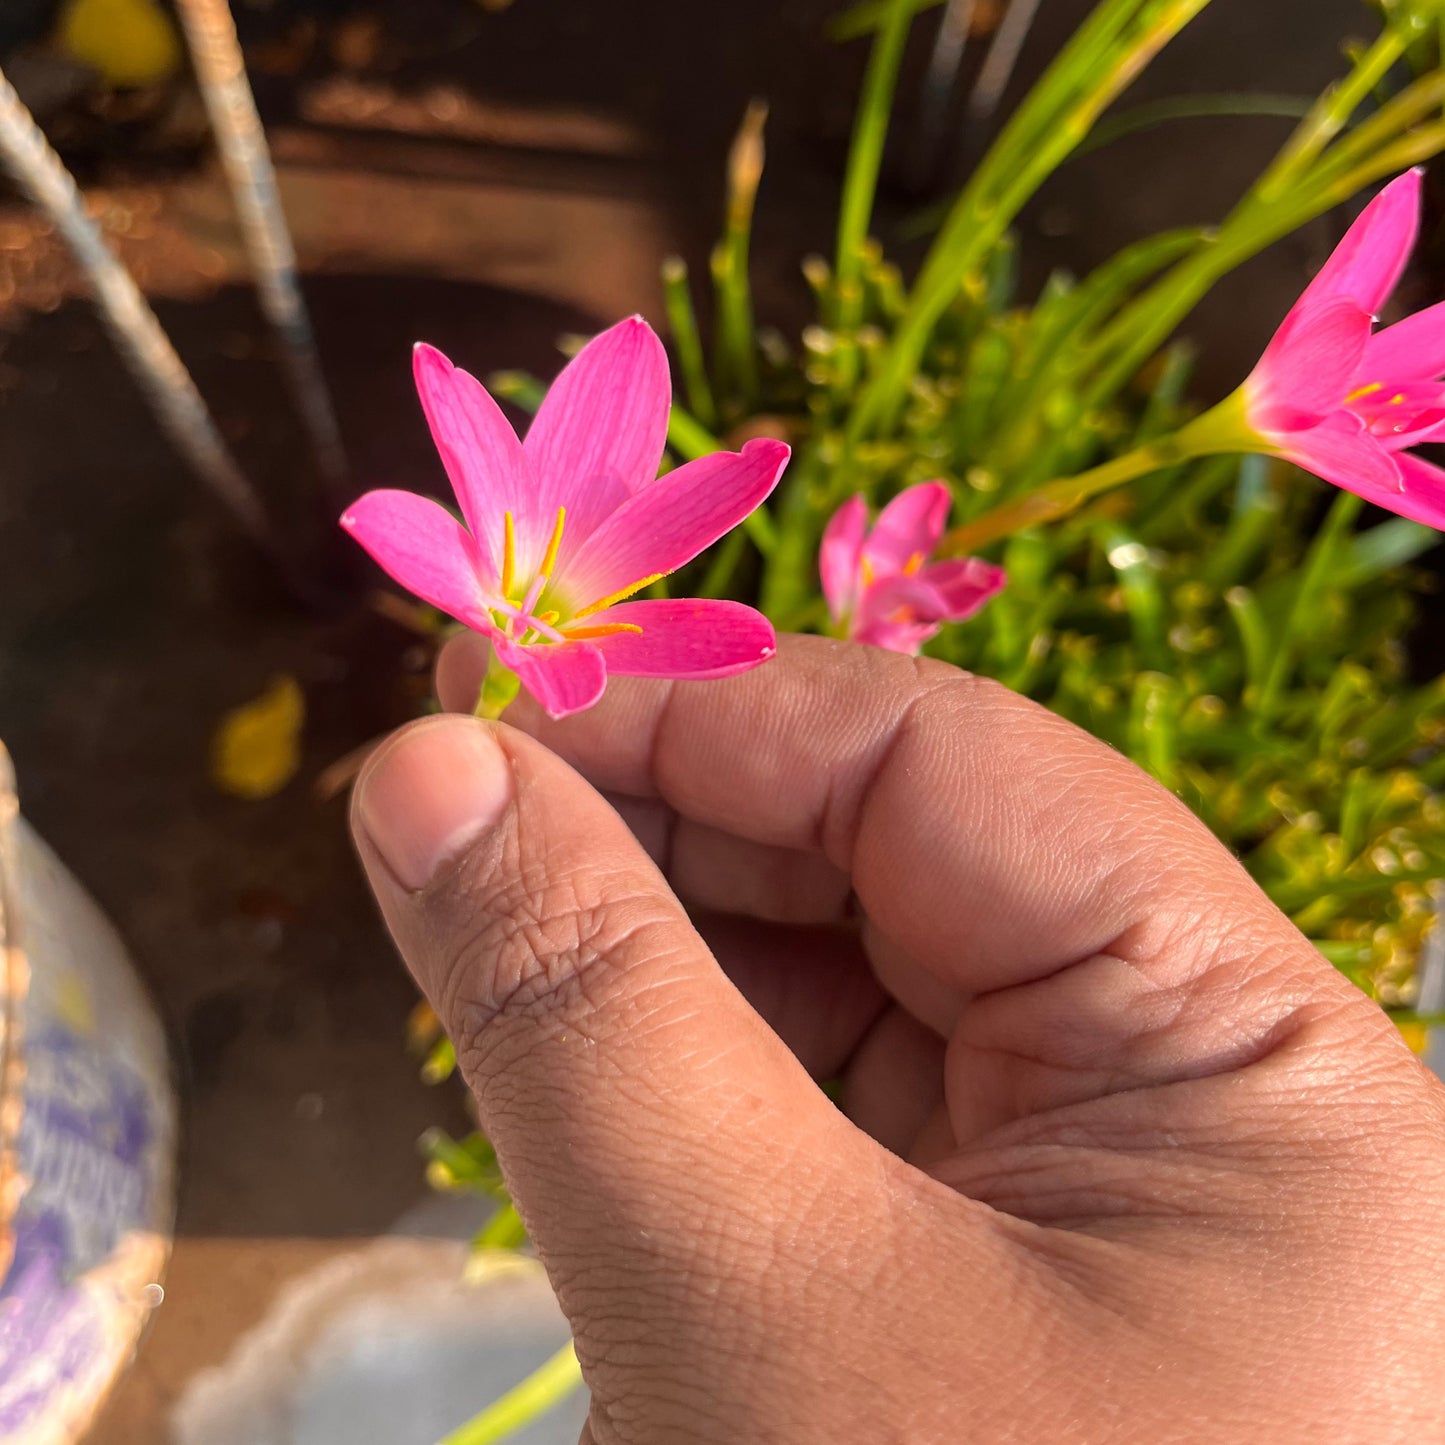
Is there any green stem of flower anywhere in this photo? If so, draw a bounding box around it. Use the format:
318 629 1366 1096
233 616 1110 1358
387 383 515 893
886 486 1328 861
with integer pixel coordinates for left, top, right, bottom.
474 654 520 721
937 400 1242 555
435 1340 583 1445
474 1200 527 1250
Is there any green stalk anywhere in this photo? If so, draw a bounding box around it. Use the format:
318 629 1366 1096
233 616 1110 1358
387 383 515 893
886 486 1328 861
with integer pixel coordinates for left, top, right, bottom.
1076 92 1314 157
1254 22 1416 198
759 441 826 617
832 0 915 394
1075 150 1434 423
666 407 778 552
662 257 717 428
1253 489 1364 724
713 101 767 407
828 0 940 42
939 399 1237 555
475 653 520 720
474 1201 527 1250
853 0 1212 443
1081 57 1445 416
698 528 749 598
436 1341 583 1445
1295 67 1445 189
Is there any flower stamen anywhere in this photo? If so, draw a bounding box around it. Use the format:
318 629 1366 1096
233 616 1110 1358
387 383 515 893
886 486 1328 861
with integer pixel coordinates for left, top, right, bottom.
572 573 665 621
540 506 567 579
501 510 517 599
562 622 645 639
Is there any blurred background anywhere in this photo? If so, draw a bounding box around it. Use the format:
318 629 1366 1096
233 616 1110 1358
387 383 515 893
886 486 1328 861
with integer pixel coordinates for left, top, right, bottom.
0 0 1391 1437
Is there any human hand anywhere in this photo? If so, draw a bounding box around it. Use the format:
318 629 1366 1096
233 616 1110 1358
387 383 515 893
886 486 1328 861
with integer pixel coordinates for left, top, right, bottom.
351 636 1445 1443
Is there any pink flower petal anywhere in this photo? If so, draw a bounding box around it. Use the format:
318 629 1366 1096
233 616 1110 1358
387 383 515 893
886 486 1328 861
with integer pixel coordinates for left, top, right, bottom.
341 489 492 630
819 495 867 622
862 482 952 575
1250 298 1374 429
583 599 777 678
1296 169 1421 315
1362 299 1445 382
412 343 528 580
1271 412 1403 500
522 317 673 568
1347 379 1445 448
919 557 1008 620
853 573 950 655
561 438 790 609
491 632 608 719
1381 452 1445 530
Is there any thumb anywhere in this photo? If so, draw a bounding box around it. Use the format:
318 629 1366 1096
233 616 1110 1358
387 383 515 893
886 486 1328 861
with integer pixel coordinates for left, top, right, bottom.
349 715 887 1395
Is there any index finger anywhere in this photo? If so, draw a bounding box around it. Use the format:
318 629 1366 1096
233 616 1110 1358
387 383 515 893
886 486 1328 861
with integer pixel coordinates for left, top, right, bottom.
436 633 1313 1002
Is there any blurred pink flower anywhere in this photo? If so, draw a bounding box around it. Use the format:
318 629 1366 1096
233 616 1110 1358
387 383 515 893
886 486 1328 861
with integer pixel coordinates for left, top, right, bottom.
820 483 1005 654
342 318 787 719
1242 168 1445 528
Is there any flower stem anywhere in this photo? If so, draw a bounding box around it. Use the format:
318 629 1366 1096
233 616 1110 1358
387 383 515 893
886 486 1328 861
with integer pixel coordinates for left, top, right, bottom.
713 100 767 406
474 1201 527 1250
1252 488 1363 725
939 393 1255 556
662 256 717 428
474 654 520 721
852 0 1213 442
1253 23 1413 199
831 0 915 396
435 1340 583 1445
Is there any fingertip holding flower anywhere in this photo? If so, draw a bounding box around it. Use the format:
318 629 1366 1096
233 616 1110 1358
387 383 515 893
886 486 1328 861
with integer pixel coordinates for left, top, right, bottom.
342 318 787 719
820 483 1005 655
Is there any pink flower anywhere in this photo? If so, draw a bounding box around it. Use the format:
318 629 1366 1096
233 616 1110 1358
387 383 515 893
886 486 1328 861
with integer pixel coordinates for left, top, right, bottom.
820 483 1005 654
1241 168 1445 528
342 318 788 719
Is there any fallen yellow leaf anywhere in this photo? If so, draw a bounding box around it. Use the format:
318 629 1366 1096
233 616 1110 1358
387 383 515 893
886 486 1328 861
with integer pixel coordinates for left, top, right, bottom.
211 675 305 801
57 0 182 89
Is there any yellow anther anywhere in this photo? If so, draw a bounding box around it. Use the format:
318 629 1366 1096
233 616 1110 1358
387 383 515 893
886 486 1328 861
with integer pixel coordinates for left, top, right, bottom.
902 552 924 576
572 574 664 621
1346 381 1385 403
860 556 876 587
562 622 645 640
538 610 560 626
540 506 567 579
501 511 517 598
1390 393 1408 406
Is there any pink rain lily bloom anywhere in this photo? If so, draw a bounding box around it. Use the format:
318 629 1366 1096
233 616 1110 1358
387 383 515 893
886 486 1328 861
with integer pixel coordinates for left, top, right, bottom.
1240 168 1445 529
820 482 1006 655
342 318 789 718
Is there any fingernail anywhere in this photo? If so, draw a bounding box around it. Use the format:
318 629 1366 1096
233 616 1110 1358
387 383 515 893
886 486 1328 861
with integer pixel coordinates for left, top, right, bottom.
356 717 513 891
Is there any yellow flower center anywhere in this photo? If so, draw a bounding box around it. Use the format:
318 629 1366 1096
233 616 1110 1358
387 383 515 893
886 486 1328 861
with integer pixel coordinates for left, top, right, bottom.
491 504 649 643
